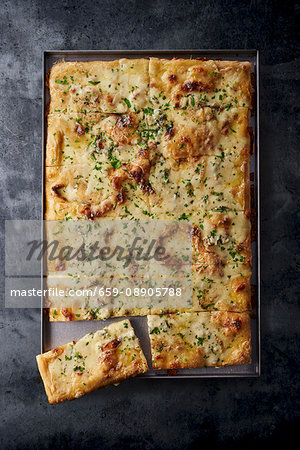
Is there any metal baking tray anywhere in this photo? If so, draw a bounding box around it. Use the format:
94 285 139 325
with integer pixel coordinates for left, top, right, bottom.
42 50 260 378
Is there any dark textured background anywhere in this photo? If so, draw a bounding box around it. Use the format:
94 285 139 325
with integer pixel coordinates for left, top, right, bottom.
0 0 299 448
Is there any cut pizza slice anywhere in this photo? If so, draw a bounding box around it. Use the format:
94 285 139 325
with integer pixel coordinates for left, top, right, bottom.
147 106 250 158
48 58 149 115
46 272 192 321
192 210 252 270
147 311 251 369
148 152 250 219
46 217 192 280
191 210 252 312
149 58 252 110
45 159 153 220
36 319 148 404
192 272 251 312
45 217 193 320
46 111 148 166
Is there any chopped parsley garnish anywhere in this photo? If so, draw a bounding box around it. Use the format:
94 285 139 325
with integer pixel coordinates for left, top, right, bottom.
123 98 131 108
55 76 68 85
150 327 160 335
178 213 190 220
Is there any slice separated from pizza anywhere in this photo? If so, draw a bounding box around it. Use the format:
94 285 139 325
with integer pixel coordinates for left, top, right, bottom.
48 58 149 115
149 58 252 110
36 319 148 404
147 311 251 370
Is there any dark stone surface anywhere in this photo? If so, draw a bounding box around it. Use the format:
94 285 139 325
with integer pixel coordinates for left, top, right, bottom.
0 0 299 448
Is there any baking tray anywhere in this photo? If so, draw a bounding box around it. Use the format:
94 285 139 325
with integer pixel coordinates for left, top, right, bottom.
41 50 260 378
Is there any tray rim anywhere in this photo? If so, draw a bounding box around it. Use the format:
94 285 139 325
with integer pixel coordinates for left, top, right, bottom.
41 49 261 378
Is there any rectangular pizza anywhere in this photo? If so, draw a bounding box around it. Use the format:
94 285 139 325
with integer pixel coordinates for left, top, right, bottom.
44 56 253 374
36 319 148 404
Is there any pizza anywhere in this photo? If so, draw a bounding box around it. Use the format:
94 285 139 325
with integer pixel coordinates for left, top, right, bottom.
148 106 250 160
46 111 146 166
36 319 148 404
45 163 151 221
45 209 251 316
48 58 149 115
149 58 252 110
148 311 251 369
148 152 249 217
191 210 252 311
42 57 253 379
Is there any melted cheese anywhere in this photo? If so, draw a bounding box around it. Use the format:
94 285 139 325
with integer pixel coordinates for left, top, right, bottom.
36 319 148 403
149 58 252 109
46 112 145 166
45 163 150 220
192 273 251 311
45 57 252 326
191 210 252 311
49 59 149 114
148 152 249 218
148 311 251 369
149 107 250 158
